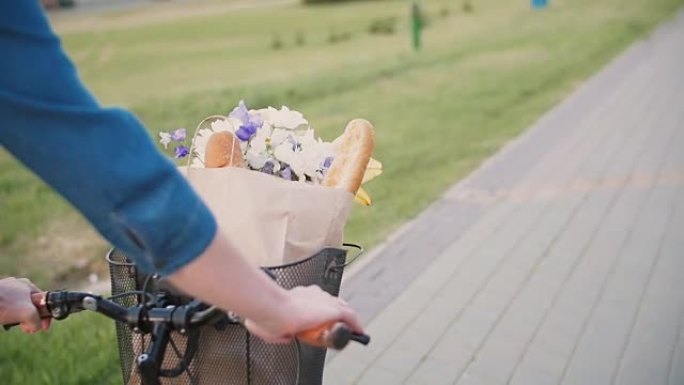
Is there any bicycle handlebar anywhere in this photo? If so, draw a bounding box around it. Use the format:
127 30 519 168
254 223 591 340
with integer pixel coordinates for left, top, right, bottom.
4 291 370 350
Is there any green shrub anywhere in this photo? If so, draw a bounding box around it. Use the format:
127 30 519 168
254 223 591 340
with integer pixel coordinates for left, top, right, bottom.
328 29 352 44
368 17 397 35
440 6 451 18
271 34 284 50
301 0 366 4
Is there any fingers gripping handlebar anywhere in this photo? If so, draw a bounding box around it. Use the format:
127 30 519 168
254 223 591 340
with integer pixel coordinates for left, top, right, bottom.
3 291 371 350
5 291 227 333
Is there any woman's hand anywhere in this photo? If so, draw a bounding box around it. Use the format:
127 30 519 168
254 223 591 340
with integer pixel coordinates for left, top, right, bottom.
244 285 363 344
168 230 364 346
0 277 51 333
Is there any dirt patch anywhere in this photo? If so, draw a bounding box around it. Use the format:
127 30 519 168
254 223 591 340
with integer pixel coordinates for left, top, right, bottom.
16 213 109 288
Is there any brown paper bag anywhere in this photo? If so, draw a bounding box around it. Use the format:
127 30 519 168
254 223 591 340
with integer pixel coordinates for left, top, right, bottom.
180 167 353 267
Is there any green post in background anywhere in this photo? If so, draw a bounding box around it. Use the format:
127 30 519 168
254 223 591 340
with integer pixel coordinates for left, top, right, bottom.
411 1 422 50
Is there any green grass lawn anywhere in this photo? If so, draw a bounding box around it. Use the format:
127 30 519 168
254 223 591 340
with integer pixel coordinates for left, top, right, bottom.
0 312 121 385
1 0 683 383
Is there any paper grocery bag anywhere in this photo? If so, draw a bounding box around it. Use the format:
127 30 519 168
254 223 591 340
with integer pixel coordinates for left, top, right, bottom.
180 167 353 267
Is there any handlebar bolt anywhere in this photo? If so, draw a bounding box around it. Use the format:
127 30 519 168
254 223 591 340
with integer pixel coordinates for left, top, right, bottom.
137 354 149 364
83 296 98 312
179 328 186 335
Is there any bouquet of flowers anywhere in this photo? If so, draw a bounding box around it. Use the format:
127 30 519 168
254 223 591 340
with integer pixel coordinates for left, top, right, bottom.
158 101 381 266
160 100 381 206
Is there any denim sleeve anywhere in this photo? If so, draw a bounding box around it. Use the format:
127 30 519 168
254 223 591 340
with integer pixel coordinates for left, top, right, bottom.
0 1 217 275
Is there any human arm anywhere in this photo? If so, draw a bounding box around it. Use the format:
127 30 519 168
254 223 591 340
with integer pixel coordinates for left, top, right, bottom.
0 1 363 340
0 1 215 275
169 230 363 343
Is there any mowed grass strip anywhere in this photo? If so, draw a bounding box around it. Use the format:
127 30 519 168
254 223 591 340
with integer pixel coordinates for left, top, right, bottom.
0 0 682 382
2 0 681 283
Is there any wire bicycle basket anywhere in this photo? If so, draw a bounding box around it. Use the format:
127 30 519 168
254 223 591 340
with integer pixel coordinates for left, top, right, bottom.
107 246 358 385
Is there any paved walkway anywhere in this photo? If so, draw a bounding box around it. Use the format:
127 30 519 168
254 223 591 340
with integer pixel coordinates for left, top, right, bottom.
325 9 684 385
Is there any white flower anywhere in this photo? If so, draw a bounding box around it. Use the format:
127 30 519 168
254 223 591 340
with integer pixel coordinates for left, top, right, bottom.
244 124 271 169
270 128 291 147
249 124 271 155
159 132 172 149
274 141 296 164
297 128 318 148
211 118 238 133
300 141 335 183
288 155 307 181
273 140 304 180
259 106 308 129
189 128 212 167
245 149 270 169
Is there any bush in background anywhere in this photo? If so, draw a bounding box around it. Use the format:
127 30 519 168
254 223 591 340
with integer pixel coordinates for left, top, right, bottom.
328 28 353 43
271 33 284 50
368 16 397 35
302 0 368 4
440 6 451 18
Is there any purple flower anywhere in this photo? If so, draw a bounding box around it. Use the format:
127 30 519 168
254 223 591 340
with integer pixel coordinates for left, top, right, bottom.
323 156 334 169
262 161 275 175
229 100 250 122
281 166 293 181
235 124 258 141
170 128 186 142
174 145 190 159
230 100 263 142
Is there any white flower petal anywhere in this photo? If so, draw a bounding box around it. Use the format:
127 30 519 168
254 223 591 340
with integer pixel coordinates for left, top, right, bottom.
260 106 307 130
245 149 269 169
288 155 306 180
270 128 291 147
159 132 172 149
250 125 270 154
297 129 318 148
274 142 296 164
210 119 236 133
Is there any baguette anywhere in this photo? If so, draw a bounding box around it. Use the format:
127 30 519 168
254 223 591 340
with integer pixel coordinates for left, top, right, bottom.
204 131 246 168
324 119 375 194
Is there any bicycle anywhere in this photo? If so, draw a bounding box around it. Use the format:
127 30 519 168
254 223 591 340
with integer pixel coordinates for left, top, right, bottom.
4 246 370 385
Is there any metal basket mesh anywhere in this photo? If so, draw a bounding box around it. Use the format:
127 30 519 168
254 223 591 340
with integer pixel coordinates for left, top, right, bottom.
107 248 347 385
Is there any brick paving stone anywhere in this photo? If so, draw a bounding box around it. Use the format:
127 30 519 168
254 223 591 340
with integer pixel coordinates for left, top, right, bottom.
614 197 684 385
669 319 684 385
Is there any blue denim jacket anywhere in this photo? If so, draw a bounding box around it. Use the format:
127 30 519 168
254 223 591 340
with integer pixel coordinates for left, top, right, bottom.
0 2 217 275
